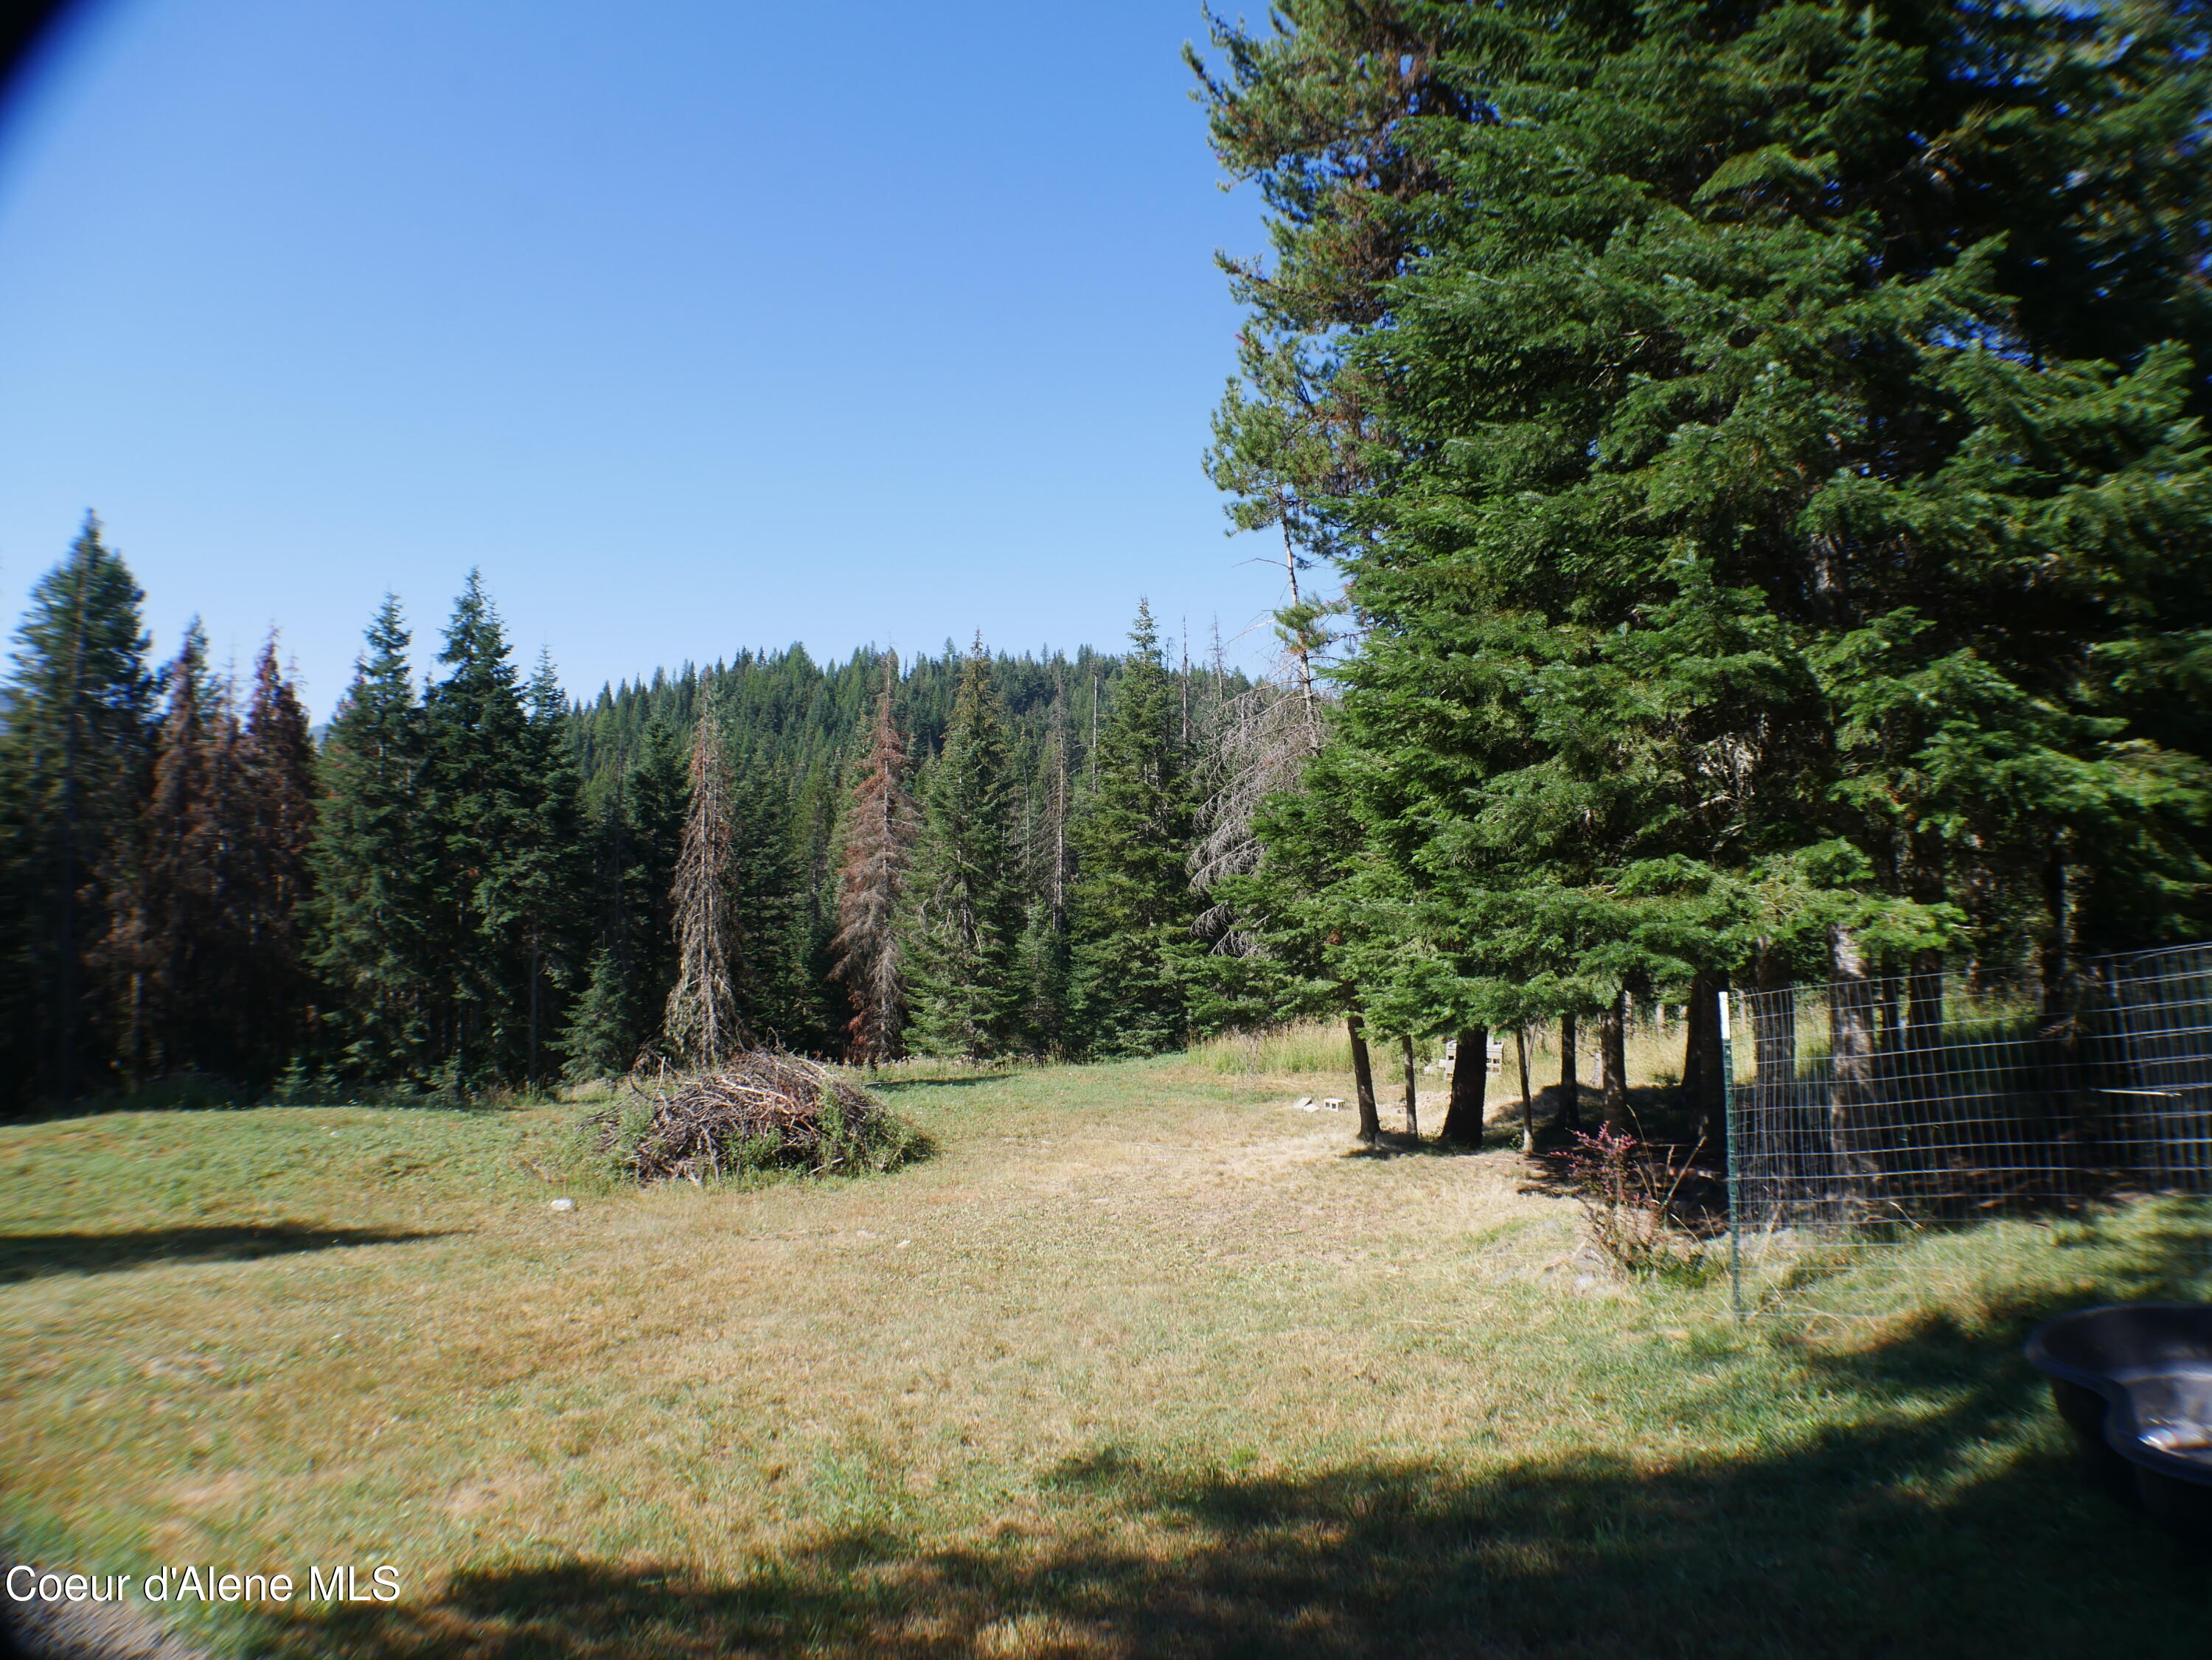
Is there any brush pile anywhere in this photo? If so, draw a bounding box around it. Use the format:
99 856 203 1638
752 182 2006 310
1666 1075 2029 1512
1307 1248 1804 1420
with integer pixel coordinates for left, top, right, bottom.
594 1050 915 1184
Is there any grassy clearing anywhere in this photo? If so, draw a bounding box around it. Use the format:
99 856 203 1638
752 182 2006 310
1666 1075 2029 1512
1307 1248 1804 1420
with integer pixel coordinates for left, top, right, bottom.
1193 1016 1694 1098
2 1057 2208 1658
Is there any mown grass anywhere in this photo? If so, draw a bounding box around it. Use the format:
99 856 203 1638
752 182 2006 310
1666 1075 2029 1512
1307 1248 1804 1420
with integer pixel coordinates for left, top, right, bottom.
2 1058 2208 1659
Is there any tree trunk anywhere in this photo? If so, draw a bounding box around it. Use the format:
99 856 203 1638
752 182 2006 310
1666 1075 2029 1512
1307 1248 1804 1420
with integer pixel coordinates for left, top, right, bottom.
1599 989 1627 1129
2039 831 2078 1028
1682 969 1726 1137
1829 924 1883 1213
1751 946 1797 1095
1515 1025 1536 1153
1399 1034 1419 1138
1441 1024 1489 1145
528 931 541 1086
1557 1011 1580 1132
1345 1005 1380 1144
1906 951 1944 1043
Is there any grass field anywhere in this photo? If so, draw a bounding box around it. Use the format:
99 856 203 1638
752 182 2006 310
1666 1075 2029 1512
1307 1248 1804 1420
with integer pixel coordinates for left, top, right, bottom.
3 1056 2208 1658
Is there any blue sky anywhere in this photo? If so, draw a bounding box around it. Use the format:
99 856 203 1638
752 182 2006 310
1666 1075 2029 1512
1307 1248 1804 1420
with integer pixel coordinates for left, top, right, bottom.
0 0 1281 715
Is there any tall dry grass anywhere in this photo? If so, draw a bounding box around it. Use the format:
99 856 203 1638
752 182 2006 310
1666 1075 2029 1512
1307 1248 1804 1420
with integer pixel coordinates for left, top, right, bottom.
1196 1011 1697 1092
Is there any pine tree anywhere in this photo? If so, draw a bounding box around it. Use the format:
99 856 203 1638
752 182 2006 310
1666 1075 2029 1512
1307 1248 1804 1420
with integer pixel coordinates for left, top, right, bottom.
1196 0 2212 1085
664 686 743 1067
0 515 156 1103
235 635 318 1075
557 944 639 1081
1068 602 1197 1056
830 655 917 1062
114 621 242 1078
724 741 814 1047
418 572 535 1084
620 716 689 1043
492 649 589 1085
310 596 431 1079
904 638 1025 1059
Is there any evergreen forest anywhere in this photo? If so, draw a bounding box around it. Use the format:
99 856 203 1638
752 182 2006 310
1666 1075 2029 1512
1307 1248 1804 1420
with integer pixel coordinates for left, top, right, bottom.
5 0 2212 1140
0 530 1251 1109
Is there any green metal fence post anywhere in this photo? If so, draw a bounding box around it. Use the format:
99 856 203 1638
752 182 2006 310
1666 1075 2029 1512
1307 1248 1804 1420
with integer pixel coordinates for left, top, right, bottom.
1722 986 1742 1322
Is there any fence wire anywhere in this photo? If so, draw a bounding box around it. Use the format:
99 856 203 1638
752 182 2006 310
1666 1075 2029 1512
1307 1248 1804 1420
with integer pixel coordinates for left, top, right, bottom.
1724 943 2212 1317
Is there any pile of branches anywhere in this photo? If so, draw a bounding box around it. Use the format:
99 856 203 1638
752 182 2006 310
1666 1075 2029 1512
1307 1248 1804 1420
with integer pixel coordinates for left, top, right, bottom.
594 1050 911 1184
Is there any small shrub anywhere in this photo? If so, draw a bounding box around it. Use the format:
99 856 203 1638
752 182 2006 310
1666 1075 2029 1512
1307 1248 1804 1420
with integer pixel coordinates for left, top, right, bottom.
1562 1126 1708 1277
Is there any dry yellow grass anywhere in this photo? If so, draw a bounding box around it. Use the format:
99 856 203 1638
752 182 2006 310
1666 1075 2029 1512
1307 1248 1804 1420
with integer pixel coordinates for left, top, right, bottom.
1 1059 2206 1658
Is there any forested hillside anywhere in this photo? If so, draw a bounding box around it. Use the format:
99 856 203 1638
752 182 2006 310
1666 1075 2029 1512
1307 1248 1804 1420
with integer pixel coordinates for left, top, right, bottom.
7 0 2211 1148
0 529 1255 1109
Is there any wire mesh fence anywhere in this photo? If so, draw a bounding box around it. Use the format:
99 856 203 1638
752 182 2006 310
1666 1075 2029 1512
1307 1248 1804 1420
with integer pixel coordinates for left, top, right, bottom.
1723 943 2212 1317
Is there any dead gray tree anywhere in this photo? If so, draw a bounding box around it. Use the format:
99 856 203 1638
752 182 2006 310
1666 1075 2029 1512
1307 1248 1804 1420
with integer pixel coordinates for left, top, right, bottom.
1185 649 1390 1130
663 686 745 1068
1188 650 1326 925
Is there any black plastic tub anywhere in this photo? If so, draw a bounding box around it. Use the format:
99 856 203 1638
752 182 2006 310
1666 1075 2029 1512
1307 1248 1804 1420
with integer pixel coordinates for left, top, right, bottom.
2026 1303 2212 1541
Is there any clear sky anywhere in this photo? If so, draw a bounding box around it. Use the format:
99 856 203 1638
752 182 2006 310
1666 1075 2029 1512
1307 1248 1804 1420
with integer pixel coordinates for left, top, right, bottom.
0 1 1282 716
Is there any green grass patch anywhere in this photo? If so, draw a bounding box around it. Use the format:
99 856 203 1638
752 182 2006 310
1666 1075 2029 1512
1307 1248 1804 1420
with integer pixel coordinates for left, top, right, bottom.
2 1060 2208 1658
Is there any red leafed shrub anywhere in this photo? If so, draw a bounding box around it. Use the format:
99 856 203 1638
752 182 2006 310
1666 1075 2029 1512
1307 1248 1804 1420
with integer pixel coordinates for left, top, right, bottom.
1562 1126 1708 1277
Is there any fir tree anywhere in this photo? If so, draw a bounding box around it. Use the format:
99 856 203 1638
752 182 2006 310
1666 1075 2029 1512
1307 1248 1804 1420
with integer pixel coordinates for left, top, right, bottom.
417 572 535 1084
724 741 814 1048
905 638 1025 1059
557 944 639 1081
310 596 430 1078
1069 602 1197 1056
0 515 156 1102
830 655 917 1063
493 649 589 1084
114 621 244 1078
1197 0 2212 1101
235 635 319 1075
621 716 689 1041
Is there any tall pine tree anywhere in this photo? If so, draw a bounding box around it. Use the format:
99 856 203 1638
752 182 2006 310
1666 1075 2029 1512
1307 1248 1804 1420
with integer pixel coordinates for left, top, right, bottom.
1197 0 2212 1090
1069 602 1197 1056
417 573 539 1085
0 515 156 1103
235 636 319 1075
113 621 241 1079
491 649 589 1085
904 638 1025 1059
830 654 917 1062
310 596 431 1079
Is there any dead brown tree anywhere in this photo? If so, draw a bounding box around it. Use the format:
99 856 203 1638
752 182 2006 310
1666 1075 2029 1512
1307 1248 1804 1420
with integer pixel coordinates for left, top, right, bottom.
830 655 918 1064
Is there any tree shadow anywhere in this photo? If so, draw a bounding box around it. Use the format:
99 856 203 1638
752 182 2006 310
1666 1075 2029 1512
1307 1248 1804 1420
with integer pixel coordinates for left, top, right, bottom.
866 1074 1016 1093
254 1238 2210 1659
0 1225 457 1284
1340 1127 1492 1159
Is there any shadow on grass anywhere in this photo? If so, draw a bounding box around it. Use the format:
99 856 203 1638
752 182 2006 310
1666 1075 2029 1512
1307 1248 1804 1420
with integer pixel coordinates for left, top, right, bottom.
865 1073 1018 1094
0 1224 456 1283
1340 1128 1492 1159
256 1248 2208 1659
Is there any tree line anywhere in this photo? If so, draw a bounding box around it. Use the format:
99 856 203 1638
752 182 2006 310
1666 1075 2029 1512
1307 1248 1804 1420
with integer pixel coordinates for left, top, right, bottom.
1179 0 2212 1141
0 520 1254 1109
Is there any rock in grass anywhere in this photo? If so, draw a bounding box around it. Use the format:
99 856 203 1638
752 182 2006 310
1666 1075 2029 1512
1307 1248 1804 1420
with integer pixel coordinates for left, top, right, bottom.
549 1198 575 1212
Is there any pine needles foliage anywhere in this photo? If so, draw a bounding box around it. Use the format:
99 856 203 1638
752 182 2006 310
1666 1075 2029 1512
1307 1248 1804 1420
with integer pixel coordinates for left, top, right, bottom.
1192 0 2212 1084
